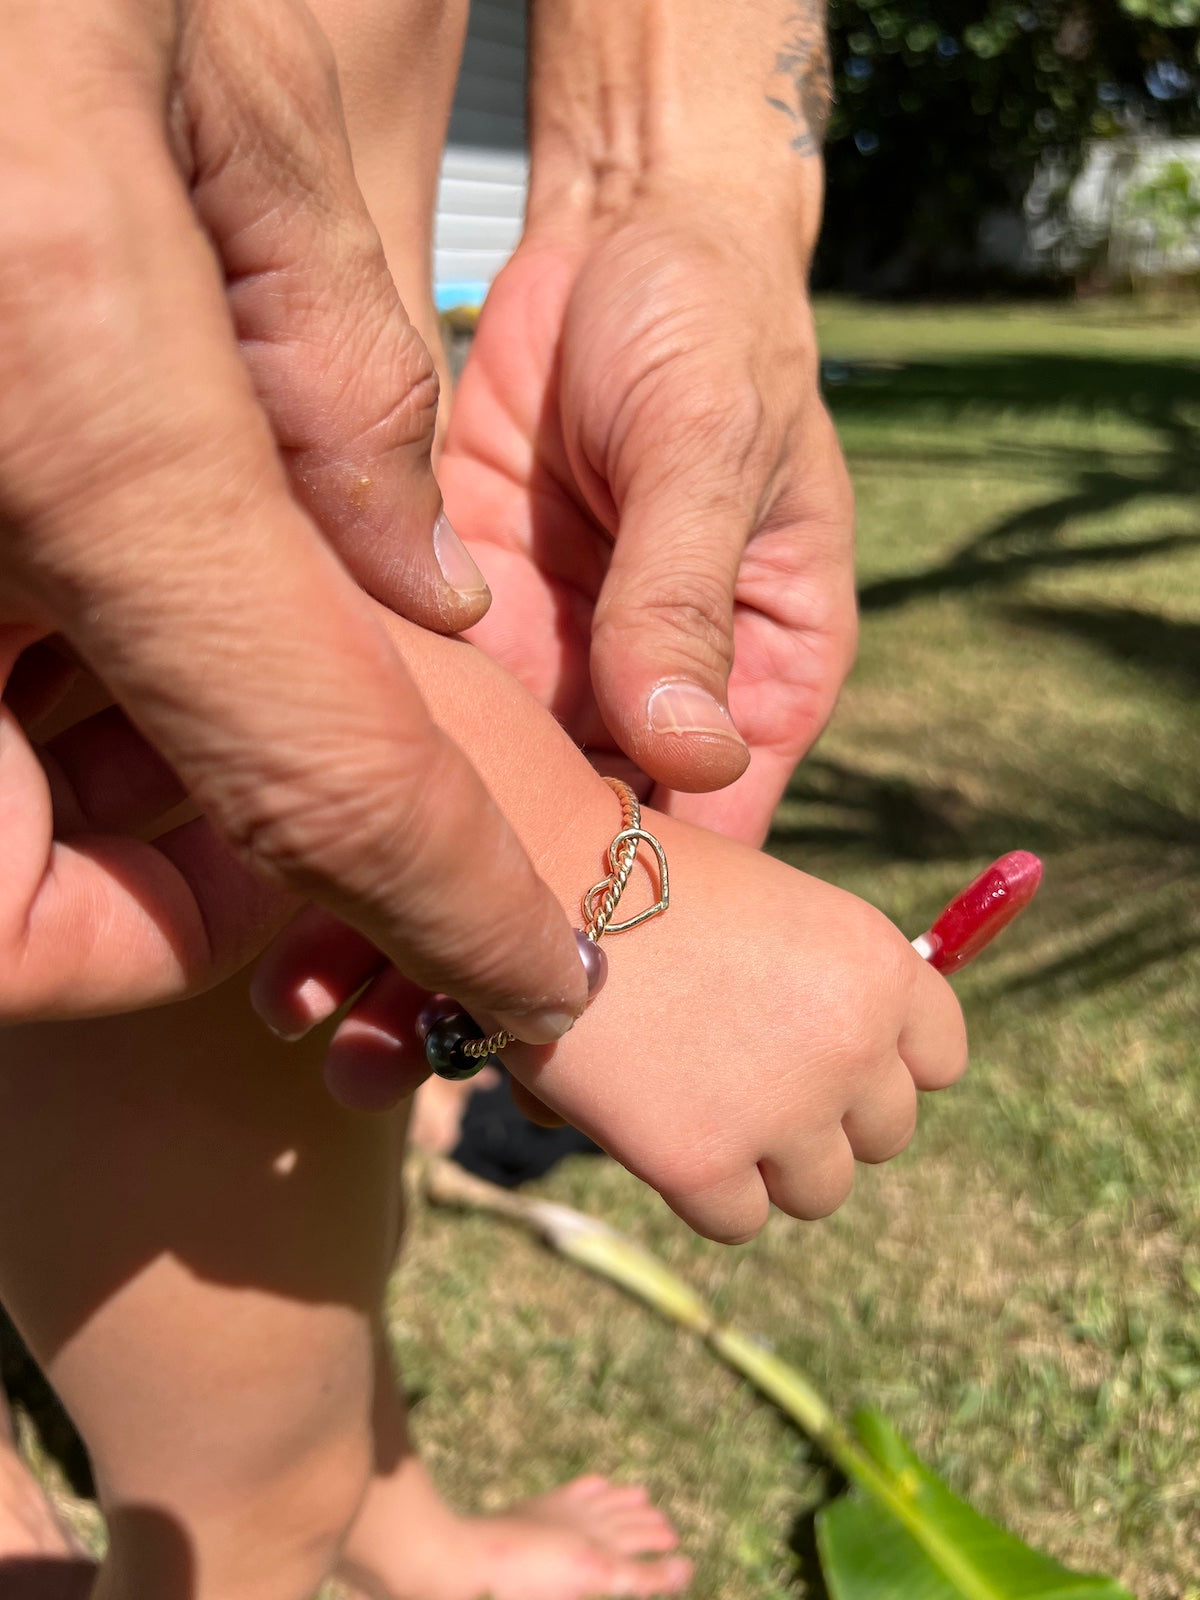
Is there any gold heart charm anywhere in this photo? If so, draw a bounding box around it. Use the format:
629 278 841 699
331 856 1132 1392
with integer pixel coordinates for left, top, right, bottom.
583 826 670 934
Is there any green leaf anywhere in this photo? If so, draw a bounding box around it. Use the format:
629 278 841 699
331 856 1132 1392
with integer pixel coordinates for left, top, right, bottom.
815 1412 1133 1600
424 1166 1133 1600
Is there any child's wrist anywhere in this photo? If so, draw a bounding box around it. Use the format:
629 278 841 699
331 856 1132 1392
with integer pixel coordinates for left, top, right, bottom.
370 606 642 927
423 778 670 1076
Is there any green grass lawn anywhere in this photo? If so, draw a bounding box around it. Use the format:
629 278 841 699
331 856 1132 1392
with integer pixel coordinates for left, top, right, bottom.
394 300 1199 1600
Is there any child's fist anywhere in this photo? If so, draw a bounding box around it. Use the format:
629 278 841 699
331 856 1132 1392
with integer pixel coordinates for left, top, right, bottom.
503 818 967 1244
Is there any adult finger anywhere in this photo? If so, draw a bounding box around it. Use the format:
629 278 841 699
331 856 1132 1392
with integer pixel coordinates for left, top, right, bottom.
322 965 428 1112
181 0 490 631
40 706 186 834
649 408 857 835
592 366 857 808
250 907 385 1040
0 631 289 1012
3 637 80 730
0 702 294 1017
0 40 586 1034
589 424 752 795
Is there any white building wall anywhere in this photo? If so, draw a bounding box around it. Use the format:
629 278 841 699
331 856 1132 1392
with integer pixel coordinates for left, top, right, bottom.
1026 137 1200 279
435 0 530 310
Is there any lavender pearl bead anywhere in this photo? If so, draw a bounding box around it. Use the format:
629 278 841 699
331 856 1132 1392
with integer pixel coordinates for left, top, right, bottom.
416 995 460 1042
575 930 608 1000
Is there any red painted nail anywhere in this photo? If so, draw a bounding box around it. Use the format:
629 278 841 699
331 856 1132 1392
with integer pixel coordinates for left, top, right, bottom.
912 851 1043 973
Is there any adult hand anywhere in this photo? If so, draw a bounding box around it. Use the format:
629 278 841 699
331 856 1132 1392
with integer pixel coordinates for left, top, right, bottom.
271 203 858 1109
442 198 856 847
249 0 858 1116
0 0 587 1037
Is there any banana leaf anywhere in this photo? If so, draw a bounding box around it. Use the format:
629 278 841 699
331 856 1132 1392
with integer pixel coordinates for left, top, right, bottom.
816 1410 1130 1600
423 1156 1133 1600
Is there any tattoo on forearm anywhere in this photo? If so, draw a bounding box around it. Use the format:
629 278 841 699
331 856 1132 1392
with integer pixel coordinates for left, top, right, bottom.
766 3 833 156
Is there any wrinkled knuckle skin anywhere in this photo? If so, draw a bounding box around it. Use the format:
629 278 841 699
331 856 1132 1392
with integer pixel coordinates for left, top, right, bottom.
616 366 770 499
187 0 347 217
600 571 735 681
714 378 772 478
354 320 440 456
276 308 440 471
217 769 399 901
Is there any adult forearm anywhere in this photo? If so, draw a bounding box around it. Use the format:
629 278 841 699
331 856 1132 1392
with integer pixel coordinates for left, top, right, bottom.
526 0 829 257
0 0 589 1036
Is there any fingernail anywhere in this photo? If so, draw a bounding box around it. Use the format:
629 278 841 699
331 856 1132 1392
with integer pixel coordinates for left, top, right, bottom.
433 512 489 600
497 1008 578 1045
250 975 338 1041
647 680 748 747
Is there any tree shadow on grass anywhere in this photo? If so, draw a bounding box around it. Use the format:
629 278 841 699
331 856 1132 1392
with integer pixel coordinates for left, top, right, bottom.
1002 600 1200 698
829 350 1200 428
771 754 1200 1000
860 528 1198 612
786 1472 842 1599
824 352 1200 613
793 350 1200 995
775 756 1033 862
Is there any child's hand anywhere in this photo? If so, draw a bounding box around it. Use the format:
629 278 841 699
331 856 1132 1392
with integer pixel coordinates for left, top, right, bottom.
498 815 965 1243
251 607 964 1246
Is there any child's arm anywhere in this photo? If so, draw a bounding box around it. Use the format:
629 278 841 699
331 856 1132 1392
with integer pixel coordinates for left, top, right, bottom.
266 599 966 1244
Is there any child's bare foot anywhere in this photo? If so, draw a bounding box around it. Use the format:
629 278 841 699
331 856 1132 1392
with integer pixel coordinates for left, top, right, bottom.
341 1470 692 1600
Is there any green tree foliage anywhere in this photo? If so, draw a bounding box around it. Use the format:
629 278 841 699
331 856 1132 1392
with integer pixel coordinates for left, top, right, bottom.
1123 154 1200 258
817 0 1200 289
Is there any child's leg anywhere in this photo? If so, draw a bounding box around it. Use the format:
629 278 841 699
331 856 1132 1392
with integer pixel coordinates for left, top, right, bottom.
0 981 398 1600
0 979 688 1600
309 0 470 415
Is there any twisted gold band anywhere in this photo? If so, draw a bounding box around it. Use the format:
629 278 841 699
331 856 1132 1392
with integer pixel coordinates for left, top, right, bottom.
459 777 669 1062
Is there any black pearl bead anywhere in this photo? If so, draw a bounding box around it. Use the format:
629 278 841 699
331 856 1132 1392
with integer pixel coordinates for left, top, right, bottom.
575 930 608 1000
424 1010 487 1080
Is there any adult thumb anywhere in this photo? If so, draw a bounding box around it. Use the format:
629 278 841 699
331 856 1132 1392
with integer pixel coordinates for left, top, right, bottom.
589 468 751 795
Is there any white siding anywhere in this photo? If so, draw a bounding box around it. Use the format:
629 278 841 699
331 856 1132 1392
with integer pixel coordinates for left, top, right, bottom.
1026 138 1200 279
435 0 529 308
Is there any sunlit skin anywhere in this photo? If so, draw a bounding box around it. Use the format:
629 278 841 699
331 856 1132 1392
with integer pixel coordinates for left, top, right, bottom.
0 1 898 1597
440 223 854 840
0 598 966 1600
